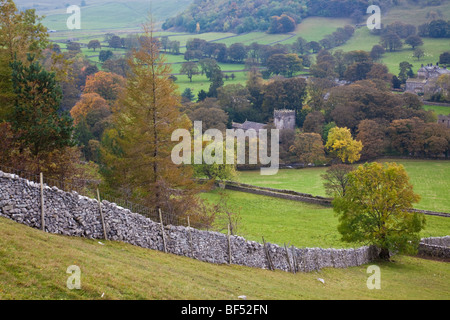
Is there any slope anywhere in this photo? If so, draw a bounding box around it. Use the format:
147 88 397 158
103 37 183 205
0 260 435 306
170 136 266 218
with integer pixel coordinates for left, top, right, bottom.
0 217 449 300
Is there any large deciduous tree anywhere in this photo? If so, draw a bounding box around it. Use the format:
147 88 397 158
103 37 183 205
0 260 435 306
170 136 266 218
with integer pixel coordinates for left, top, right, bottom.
101 22 205 219
290 132 326 165
333 162 425 260
325 127 362 164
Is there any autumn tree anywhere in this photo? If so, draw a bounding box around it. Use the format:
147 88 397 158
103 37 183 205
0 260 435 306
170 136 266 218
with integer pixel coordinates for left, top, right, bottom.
101 22 206 218
84 71 126 102
356 120 387 160
262 77 307 123
71 93 110 125
102 57 131 78
333 162 425 260
303 111 325 134
188 106 228 133
321 164 354 197
325 127 363 164
290 132 326 165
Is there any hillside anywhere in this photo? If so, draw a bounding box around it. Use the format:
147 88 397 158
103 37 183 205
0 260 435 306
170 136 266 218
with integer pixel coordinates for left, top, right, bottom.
15 0 193 31
162 0 399 33
0 217 449 300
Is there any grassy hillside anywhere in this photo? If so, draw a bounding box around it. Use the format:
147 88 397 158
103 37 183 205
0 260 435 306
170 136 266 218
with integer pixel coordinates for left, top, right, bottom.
0 217 449 300
17 0 193 31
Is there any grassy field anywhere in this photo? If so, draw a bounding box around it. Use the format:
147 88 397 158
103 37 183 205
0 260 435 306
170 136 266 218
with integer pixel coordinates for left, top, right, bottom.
202 189 450 249
424 105 450 116
38 0 192 31
237 159 450 213
0 217 449 300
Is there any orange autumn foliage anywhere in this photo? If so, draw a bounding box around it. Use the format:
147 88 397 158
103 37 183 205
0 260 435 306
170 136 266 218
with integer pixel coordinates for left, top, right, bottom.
70 93 110 125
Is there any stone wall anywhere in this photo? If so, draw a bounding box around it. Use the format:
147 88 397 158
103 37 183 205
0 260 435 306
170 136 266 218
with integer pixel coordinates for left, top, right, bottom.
418 237 450 259
220 181 333 207
0 170 445 272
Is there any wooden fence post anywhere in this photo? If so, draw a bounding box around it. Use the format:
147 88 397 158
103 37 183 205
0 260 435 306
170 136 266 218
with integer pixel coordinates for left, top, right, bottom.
187 216 194 258
284 243 293 274
227 224 232 265
159 209 167 253
262 237 274 271
40 173 45 232
291 246 297 274
97 188 108 241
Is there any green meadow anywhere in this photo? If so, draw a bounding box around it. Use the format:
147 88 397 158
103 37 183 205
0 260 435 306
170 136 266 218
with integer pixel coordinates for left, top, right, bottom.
236 159 450 213
424 105 450 116
202 189 450 249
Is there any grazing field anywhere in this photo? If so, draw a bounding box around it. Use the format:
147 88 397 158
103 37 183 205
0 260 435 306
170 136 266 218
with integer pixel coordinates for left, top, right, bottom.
38 0 192 31
202 189 450 249
424 105 450 116
1 217 449 300
237 159 450 213
382 1 450 27
289 17 352 43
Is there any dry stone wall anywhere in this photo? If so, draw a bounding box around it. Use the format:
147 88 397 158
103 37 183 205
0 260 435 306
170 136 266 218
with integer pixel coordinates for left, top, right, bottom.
0 170 431 272
418 236 450 259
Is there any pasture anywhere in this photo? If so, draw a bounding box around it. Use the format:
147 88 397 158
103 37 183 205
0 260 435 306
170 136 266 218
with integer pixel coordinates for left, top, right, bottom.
237 159 450 213
202 189 450 249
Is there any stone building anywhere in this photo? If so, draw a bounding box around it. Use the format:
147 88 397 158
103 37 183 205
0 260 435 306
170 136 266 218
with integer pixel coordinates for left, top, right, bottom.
232 109 296 133
438 115 450 129
231 120 267 134
405 63 450 94
274 109 296 131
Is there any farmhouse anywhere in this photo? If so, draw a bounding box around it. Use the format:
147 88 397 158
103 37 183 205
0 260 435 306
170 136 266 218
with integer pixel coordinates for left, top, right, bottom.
405 63 450 94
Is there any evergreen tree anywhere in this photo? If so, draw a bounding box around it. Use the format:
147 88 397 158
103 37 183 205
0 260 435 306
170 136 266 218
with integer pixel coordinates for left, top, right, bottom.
10 54 73 156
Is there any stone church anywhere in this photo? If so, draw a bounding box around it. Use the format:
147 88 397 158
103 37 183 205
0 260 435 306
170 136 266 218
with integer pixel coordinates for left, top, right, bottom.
232 109 296 133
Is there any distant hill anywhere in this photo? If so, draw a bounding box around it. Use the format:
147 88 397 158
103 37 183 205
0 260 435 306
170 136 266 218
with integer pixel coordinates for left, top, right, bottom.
161 0 401 34
14 0 193 31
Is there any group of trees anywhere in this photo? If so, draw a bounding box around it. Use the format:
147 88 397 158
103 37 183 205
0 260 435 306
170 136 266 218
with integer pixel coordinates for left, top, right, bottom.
162 0 304 33
418 19 450 38
0 0 86 181
374 21 425 53
162 0 398 34
183 70 308 128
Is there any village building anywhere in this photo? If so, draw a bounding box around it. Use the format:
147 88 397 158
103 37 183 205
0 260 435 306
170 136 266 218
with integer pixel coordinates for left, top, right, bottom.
405 63 450 94
438 115 450 129
232 109 296 133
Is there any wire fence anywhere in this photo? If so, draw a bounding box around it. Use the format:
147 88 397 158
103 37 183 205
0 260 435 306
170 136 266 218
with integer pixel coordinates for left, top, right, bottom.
0 164 217 231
